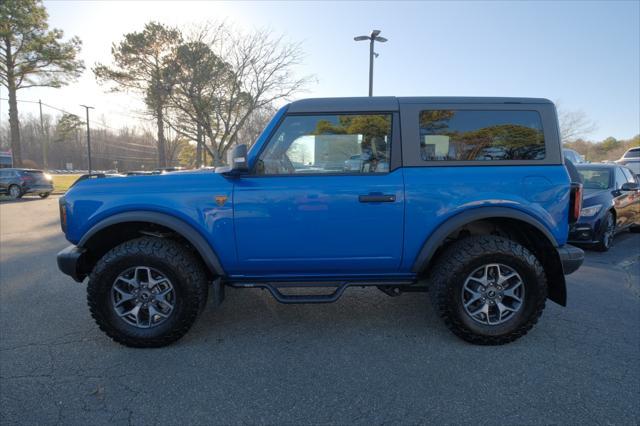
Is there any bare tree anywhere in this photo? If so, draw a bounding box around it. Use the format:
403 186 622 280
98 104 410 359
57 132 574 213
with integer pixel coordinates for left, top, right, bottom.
557 104 597 143
167 23 312 165
235 104 278 148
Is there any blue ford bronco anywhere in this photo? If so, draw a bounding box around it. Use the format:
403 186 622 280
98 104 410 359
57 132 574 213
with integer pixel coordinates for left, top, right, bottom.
57 97 584 347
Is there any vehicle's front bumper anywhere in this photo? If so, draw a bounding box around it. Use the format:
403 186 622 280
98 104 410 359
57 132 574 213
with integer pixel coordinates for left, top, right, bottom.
557 244 584 275
57 245 87 282
568 219 604 245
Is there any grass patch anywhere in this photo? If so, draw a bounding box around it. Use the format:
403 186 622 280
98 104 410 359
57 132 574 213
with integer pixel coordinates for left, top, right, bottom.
53 174 81 193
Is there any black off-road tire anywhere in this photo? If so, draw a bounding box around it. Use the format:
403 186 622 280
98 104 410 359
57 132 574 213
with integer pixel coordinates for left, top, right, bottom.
429 235 547 345
87 237 208 348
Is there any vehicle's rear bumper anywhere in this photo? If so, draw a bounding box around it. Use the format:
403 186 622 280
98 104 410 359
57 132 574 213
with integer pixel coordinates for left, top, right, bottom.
57 245 87 282
557 244 584 275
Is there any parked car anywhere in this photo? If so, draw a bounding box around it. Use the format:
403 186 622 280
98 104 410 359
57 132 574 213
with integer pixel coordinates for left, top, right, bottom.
57 96 584 348
155 167 185 174
343 154 363 171
563 148 587 164
125 171 156 176
0 168 54 199
615 147 640 175
569 163 640 251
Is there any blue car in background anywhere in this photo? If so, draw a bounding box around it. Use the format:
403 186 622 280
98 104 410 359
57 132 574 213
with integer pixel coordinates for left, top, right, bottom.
570 163 640 251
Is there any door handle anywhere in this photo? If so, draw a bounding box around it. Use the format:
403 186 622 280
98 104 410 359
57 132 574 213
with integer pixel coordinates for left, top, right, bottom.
358 193 396 203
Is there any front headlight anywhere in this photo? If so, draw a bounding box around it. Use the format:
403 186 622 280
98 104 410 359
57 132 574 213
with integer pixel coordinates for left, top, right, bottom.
44 173 52 181
580 204 602 217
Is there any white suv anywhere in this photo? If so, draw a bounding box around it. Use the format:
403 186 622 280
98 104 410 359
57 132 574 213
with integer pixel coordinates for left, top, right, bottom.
615 147 640 175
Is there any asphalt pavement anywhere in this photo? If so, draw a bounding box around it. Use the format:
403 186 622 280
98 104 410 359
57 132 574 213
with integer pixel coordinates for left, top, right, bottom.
1 195 639 425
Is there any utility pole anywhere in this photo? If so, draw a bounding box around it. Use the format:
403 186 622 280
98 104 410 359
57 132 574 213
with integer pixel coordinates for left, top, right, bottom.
80 105 94 174
354 30 388 97
39 100 48 169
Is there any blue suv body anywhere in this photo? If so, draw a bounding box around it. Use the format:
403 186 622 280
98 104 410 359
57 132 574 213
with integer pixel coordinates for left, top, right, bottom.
58 97 584 347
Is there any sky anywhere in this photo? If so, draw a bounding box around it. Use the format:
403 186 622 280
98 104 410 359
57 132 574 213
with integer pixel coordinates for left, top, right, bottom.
1 0 639 141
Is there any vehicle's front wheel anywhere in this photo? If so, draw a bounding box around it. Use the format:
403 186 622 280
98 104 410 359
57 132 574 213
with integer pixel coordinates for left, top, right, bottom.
429 236 547 345
87 237 208 348
595 211 615 252
39 192 50 199
8 185 22 199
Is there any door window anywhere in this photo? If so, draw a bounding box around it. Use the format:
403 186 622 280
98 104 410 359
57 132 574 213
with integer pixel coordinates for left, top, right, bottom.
621 167 637 183
255 114 392 175
615 167 628 189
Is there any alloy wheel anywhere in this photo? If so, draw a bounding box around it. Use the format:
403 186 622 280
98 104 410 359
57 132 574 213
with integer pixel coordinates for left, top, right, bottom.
111 266 175 329
461 263 525 325
9 186 20 199
602 214 614 248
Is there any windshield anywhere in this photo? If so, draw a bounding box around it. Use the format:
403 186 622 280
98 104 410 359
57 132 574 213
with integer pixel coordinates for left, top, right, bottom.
577 168 611 189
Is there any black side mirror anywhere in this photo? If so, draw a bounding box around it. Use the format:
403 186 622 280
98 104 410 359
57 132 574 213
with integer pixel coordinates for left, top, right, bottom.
621 182 639 191
219 144 249 177
230 144 248 172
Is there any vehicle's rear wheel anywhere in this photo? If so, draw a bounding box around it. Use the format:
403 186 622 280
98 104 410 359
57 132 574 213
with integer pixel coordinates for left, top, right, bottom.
39 192 50 199
429 235 547 345
8 185 22 199
87 237 208 348
595 211 615 252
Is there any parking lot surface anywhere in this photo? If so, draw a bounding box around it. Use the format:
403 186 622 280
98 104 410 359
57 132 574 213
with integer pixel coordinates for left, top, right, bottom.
1 195 639 425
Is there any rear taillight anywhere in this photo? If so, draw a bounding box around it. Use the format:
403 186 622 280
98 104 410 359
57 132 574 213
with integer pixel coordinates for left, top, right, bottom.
569 182 583 224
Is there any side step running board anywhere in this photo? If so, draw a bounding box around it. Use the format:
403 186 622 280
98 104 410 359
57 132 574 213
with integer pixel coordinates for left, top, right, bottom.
228 280 418 304
257 282 349 304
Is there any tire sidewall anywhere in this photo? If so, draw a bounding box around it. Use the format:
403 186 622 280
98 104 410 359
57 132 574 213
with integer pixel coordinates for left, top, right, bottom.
446 252 545 338
91 253 192 340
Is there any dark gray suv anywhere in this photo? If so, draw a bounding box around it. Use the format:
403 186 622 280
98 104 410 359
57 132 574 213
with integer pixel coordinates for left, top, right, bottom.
0 168 54 199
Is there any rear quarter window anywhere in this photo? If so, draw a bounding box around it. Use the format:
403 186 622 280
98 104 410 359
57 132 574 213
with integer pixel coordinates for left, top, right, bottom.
418 110 545 161
624 148 640 159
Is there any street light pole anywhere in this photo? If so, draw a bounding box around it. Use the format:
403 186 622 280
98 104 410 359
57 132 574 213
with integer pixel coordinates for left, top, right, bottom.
80 105 94 174
39 99 48 169
368 38 375 97
354 30 388 97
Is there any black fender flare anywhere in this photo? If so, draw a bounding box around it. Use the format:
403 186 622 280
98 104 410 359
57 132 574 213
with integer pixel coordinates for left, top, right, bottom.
411 207 559 273
411 206 566 306
78 211 225 276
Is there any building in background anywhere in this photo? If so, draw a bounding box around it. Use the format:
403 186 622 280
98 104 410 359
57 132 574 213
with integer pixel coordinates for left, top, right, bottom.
0 150 13 168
